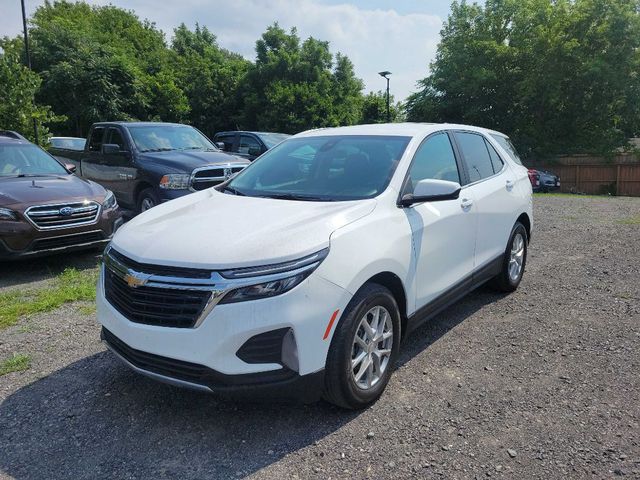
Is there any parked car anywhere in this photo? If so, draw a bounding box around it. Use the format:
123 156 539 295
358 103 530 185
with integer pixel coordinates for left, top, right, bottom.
0 135 122 260
49 136 86 151
97 123 533 408
213 131 291 161
528 168 540 191
50 122 249 214
536 168 561 192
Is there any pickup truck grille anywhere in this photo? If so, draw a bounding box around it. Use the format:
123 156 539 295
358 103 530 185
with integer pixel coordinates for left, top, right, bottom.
190 164 247 191
103 249 214 329
26 202 100 230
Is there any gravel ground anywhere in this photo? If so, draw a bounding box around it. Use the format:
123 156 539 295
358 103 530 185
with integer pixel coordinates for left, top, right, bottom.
0 195 639 480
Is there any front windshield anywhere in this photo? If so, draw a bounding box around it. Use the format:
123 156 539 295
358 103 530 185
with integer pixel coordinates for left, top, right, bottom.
258 132 291 149
227 135 411 201
0 144 68 177
128 125 216 153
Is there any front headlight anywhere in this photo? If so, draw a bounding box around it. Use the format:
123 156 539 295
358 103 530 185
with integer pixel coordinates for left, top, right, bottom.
0 207 19 221
218 248 329 304
159 174 191 190
103 190 117 209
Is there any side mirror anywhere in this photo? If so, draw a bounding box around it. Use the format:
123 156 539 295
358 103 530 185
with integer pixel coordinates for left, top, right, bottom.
102 143 123 155
65 163 77 174
248 146 262 157
399 179 461 207
215 142 226 150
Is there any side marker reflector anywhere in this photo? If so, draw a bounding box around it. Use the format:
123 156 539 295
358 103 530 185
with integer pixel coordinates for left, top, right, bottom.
323 309 340 340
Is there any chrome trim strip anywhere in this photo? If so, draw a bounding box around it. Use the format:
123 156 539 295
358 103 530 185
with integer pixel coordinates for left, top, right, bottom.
103 340 213 393
24 201 102 231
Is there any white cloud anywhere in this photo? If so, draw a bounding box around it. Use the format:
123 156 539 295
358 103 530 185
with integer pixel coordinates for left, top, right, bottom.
1 0 443 100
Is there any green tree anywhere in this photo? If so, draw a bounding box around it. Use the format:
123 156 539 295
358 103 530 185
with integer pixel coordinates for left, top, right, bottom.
0 47 60 143
406 0 640 157
360 91 401 124
239 24 365 133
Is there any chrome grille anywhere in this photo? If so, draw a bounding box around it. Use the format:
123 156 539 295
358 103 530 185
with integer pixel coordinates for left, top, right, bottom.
190 164 247 191
26 202 100 230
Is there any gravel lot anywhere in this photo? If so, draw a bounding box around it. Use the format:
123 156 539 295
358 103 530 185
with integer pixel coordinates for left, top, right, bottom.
1 195 639 480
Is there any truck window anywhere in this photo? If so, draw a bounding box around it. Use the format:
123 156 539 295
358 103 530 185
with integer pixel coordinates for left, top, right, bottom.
106 128 127 151
88 128 105 152
239 135 261 155
216 134 236 152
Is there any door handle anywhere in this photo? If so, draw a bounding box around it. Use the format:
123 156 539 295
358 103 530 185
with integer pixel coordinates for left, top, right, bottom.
506 179 514 191
460 198 473 210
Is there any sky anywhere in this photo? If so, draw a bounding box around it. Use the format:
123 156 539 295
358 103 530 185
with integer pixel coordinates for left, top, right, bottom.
0 0 461 101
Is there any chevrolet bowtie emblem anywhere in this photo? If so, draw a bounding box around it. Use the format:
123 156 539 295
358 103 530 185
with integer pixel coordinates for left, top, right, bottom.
124 272 150 288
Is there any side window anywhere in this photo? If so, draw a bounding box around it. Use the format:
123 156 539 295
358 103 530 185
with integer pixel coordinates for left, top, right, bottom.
491 134 523 165
405 132 460 193
216 134 235 152
455 132 494 183
485 140 504 173
88 128 104 152
106 128 126 151
239 135 261 155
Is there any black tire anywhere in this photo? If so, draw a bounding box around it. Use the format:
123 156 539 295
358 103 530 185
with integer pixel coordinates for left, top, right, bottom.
489 222 528 292
137 188 160 214
323 283 401 409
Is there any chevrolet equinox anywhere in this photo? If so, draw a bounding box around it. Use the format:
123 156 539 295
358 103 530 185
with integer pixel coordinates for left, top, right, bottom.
97 123 533 409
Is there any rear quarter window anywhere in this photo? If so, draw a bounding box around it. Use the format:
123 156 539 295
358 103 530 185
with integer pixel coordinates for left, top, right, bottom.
491 134 523 166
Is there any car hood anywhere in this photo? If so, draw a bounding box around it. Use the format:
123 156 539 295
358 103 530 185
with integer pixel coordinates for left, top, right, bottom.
112 189 376 269
0 175 105 208
137 150 248 172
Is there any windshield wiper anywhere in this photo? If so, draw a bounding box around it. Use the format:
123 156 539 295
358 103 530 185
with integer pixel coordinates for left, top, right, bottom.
141 147 175 153
260 193 330 201
222 186 246 196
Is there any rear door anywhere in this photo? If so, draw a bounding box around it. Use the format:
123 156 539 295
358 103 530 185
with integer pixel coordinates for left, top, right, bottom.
452 131 517 269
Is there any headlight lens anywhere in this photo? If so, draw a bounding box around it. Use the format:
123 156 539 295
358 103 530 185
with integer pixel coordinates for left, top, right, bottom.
218 248 329 303
219 272 310 304
0 207 18 221
103 190 117 209
159 174 191 190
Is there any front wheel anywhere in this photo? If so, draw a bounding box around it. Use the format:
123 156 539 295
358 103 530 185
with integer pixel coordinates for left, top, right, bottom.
490 222 528 292
137 188 160 214
323 283 401 409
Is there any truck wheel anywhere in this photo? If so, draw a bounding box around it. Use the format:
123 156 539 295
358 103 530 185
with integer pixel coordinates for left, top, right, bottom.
323 283 401 409
137 188 160 213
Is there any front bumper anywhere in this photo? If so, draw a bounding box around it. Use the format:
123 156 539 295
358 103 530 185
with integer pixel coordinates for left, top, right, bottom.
96 266 352 397
0 209 123 260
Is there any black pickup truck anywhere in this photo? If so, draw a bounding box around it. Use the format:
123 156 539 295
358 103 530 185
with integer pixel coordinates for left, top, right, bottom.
50 122 249 213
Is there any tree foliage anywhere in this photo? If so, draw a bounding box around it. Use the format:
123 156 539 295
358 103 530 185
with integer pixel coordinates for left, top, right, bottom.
360 91 402 124
405 0 640 156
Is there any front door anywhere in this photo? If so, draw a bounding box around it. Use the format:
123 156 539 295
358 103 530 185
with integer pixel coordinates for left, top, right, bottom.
403 131 477 309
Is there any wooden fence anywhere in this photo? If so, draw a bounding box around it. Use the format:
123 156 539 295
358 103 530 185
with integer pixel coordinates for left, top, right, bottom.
528 154 640 196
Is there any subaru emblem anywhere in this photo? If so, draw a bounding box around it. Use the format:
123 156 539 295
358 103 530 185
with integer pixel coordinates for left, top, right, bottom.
59 207 74 216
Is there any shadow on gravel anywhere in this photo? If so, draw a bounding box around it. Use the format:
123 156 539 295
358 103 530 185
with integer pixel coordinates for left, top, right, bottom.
0 249 102 289
0 287 502 480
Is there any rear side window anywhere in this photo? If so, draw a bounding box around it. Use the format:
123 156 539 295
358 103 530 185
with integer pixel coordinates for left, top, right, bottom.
486 141 504 173
491 134 523 165
455 132 495 183
406 132 460 193
88 128 104 152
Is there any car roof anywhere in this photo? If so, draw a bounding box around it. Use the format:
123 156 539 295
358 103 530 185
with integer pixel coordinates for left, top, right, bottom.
92 122 189 128
294 122 510 139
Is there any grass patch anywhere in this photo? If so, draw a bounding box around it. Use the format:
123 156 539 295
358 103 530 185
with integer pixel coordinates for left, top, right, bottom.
77 303 97 316
0 353 31 376
0 268 98 330
618 216 640 225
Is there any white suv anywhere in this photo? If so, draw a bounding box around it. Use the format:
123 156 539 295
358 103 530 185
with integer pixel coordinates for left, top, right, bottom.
97 123 532 409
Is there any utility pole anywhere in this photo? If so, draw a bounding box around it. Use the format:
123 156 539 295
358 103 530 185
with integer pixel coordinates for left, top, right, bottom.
378 71 392 123
21 0 39 144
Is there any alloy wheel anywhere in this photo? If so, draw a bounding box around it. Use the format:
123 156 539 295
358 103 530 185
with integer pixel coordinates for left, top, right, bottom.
350 306 393 390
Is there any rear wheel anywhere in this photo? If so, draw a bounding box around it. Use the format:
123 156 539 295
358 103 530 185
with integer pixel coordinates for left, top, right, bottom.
137 188 160 214
490 222 528 292
323 283 401 409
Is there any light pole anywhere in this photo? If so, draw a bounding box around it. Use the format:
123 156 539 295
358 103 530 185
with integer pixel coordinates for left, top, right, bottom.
20 0 39 144
378 71 391 123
